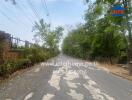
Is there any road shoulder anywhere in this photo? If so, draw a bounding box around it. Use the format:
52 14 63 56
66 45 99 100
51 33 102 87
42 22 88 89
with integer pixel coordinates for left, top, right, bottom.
96 63 132 81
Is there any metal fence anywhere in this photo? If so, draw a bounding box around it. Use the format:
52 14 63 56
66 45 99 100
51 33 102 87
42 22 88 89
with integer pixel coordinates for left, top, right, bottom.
10 36 33 49
0 31 33 49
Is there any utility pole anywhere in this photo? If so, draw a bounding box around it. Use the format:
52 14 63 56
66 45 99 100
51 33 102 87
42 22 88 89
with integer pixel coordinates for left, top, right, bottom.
123 0 132 75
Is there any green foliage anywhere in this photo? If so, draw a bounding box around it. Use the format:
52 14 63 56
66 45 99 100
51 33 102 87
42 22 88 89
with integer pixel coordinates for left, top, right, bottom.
0 45 58 77
63 25 91 59
0 46 57 77
0 59 30 77
0 19 62 77
63 1 127 63
33 19 63 50
20 46 55 64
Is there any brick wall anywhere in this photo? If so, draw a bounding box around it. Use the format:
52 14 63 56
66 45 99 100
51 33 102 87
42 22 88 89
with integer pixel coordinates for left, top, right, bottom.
0 31 19 62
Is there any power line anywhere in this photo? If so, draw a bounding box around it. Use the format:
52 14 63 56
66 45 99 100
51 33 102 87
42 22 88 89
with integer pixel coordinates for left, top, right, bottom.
15 2 35 25
18 0 38 24
1 2 29 27
41 0 51 24
0 7 28 27
27 0 41 21
0 8 29 30
0 8 17 24
41 0 49 16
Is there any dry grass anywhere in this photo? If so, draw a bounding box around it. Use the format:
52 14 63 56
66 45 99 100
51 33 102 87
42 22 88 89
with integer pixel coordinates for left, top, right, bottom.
96 63 132 81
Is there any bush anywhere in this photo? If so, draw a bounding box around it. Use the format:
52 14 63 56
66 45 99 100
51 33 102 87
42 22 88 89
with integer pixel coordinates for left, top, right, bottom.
0 59 31 77
21 47 55 64
0 46 59 77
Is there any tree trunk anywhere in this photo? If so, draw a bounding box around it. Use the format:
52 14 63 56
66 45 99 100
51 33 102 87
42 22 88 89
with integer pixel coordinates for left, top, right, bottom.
128 63 132 75
109 56 113 65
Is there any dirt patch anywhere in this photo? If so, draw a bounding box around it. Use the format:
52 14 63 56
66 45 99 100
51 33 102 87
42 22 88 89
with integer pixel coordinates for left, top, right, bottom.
96 63 132 81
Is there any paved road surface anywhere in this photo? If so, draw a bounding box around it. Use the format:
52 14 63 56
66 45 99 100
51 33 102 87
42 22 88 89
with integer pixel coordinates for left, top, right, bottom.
0 55 132 100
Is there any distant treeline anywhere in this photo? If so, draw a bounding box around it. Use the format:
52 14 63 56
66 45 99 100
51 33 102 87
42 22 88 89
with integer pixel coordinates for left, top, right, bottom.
62 0 131 64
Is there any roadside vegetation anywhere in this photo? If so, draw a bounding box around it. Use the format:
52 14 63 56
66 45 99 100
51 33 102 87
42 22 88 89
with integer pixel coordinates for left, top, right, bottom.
0 19 63 77
63 0 132 75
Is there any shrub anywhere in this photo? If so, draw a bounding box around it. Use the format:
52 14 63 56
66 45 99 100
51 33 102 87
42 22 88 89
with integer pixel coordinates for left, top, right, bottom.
27 48 55 61
0 59 31 77
0 46 59 77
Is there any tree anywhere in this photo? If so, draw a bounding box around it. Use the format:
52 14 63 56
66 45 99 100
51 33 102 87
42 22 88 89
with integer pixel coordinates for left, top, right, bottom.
91 0 132 74
91 17 125 63
63 0 126 64
84 0 127 63
33 19 63 51
63 25 91 59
